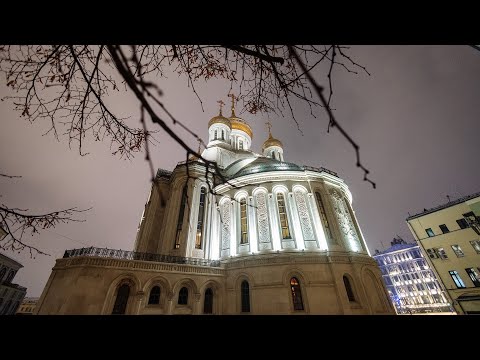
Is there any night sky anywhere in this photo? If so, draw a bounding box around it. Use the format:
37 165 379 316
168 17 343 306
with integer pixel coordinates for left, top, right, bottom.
1 45 479 297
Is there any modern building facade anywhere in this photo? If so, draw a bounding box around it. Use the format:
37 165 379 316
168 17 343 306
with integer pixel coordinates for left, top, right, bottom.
373 237 453 314
0 252 27 315
16 297 39 315
406 192 480 314
35 98 394 315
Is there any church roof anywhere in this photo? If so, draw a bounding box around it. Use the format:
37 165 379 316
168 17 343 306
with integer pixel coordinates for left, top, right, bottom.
227 157 302 179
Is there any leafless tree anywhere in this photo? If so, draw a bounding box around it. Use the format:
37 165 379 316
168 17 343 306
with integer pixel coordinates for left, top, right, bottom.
0 173 88 257
0 45 375 256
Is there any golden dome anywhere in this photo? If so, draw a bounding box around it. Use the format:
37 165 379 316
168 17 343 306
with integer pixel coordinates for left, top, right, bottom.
262 133 283 151
230 116 253 139
208 114 231 129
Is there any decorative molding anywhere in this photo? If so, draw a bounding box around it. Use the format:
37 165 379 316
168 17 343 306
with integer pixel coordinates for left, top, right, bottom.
255 192 273 250
294 190 316 241
221 201 231 257
329 189 362 252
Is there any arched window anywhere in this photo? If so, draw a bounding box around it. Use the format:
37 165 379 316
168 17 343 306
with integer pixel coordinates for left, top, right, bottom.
214 130 218 140
343 276 356 302
240 198 248 244
5 271 14 283
174 185 188 249
112 283 130 315
0 267 6 281
148 286 161 305
204 288 213 314
178 287 188 305
196 187 207 249
222 129 225 140
315 191 333 243
239 140 244 150
276 193 291 239
272 151 276 160
290 277 304 311
241 280 250 313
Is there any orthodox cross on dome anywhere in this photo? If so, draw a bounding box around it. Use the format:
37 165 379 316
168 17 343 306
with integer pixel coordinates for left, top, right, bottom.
228 93 237 117
265 120 273 137
217 100 225 116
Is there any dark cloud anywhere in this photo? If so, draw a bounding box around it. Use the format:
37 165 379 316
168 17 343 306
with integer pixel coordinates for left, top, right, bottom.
1 45 479 297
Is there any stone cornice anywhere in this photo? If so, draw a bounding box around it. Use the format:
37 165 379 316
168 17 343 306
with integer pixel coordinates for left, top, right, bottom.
54 257 224 276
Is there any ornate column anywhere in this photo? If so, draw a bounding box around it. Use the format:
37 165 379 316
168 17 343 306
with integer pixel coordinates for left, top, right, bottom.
267 192 282 251
307 192 326 250
288 192 305 250
220 200 231 258
230 200 237 257
255 191 273 251
248 195 258 253
294 189 317 250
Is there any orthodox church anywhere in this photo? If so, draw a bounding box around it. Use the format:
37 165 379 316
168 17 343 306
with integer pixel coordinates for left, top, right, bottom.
35 96 394 315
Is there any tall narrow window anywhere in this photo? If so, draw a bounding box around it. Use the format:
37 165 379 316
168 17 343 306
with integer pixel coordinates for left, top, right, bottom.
315 191 333 242
451 245 465 257
239 140 243 150
174 185 188 249
221 130 225 140
204 288 213 314
214 130 218 140
439 224 449 234
449 270 466 288
343 275 356 301
470 240 480 254
457 218 469 229
290 277 304 310
465 268 480 287
276 193 291 239
196 187 206 249
112 283 130 315
178 287 188 305
425 228 435 237
240 198 248 244
148 286 160 305
241 280 250 313
272 151 276 160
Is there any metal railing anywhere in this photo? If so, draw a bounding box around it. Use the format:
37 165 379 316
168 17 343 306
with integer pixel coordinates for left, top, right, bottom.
302 165 338 177
62 247 221 267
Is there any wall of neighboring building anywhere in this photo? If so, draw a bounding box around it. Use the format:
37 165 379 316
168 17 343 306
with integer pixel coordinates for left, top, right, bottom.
407 196 480 314
16 297 39 315
0 253 27 315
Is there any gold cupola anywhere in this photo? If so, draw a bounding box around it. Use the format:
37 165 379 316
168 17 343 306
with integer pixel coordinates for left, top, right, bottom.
262 121 283 151
228 94 253 139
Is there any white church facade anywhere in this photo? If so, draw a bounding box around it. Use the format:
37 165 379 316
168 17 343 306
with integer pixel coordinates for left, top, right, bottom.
35 98 394 315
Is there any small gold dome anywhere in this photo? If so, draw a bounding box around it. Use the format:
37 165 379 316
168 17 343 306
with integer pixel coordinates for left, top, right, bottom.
230 116 253 139
208 114 231 129
262 133 283 151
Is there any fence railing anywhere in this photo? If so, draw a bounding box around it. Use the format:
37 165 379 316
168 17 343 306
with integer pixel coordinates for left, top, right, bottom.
62 247 221 267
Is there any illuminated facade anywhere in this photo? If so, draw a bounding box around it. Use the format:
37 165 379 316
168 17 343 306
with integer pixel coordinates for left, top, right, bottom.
36 98 394 315
373 237 453 314
407 192 480 315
